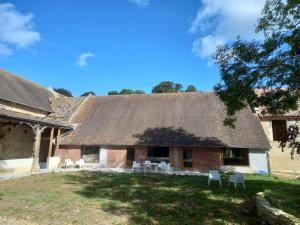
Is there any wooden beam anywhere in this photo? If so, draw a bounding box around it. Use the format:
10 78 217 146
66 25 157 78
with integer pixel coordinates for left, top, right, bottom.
29 124 47 173
48 127 54 158
55 128 61 156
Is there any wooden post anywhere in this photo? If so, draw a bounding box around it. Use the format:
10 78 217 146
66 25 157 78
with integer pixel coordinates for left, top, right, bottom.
28 124 47 173
48 127 54 158
55 128 61 156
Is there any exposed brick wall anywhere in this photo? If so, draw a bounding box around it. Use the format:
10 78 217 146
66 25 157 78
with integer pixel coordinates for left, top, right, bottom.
178 147 223 171
107 147 127 168
58 146 81 163
134 146 147 162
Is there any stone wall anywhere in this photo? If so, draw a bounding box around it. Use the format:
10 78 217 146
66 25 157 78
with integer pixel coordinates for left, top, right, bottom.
261 121 300 175
256 192 300 225
0 124 34 160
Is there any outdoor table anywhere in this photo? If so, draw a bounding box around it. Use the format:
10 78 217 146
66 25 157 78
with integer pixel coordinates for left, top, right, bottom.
143 162 160 173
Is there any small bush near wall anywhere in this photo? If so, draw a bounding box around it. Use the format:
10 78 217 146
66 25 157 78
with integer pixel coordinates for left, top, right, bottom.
256 192 300 225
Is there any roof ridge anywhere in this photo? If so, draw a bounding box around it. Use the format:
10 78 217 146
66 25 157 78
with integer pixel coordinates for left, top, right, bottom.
94 91 215 98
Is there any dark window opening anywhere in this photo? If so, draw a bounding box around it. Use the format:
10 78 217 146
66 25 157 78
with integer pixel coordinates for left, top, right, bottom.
147 146 169 163
223 149 249 166
126 147 135 168
183 149 192 168
272 120 287 141
127 147 135 161
83 146 99 163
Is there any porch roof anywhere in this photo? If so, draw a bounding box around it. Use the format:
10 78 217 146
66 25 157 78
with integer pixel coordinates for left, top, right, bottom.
0 69 53 112
0 108 71 128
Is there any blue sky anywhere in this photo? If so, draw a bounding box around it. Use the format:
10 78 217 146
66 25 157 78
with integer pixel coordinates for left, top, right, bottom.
0 0 265 96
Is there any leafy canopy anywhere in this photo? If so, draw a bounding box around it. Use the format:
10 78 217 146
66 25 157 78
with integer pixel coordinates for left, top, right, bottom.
185 85 197 92
53 88 73 97
214 0 300 157
152 81 183 93
107 89 145 95
81 91 96 97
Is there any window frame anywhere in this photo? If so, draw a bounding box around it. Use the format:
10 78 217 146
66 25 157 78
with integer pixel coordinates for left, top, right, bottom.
272 120 287 142
223 148 249 166
182 148 193 168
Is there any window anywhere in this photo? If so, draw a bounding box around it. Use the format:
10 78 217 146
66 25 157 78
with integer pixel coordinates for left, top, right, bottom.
272 120 287 141
127 147 135 161
147 147 169 163
223 149 249 166
183 149 192 168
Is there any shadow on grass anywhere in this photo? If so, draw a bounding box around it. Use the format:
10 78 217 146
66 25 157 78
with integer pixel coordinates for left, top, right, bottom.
65 172 300 225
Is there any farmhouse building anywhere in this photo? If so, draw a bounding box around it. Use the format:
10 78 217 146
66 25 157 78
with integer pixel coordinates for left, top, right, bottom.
0 69 272 175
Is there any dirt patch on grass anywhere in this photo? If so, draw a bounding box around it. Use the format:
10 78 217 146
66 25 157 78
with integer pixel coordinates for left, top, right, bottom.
0 172 126 225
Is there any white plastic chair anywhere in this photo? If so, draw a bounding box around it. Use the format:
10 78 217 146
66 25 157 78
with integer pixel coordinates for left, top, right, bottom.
75 159 85 168
64 159 74 168
228 173 245 190
132 161 142 173
208 170 222 187
143 161 151 173
159 162 168 174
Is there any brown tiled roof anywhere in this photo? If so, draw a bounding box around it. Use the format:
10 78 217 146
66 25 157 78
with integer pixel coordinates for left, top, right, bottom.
0 69 53 112
0 108 69 127
49 96 86 122
62 92 270 149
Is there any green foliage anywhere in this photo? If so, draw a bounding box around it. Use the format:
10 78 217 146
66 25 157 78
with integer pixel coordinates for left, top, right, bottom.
152 81 184 93
107 91 119 95
214 0 300 156
53 88 73 97
107 89 145 95
81 91 96 97
185 85 197 92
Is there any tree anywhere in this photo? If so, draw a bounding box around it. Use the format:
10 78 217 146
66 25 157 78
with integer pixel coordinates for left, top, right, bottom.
107 89 145 95
185 85 197 92
152 81 183 93
133 90 146 94
81 91 96 97
214 0 300 157
53 88 73 97
108 91 119 95
119 89 134 95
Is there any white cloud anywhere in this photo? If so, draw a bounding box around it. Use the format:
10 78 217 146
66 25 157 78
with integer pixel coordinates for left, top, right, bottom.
0 3 40 57
128 0 149 7
76 52 96 67
189 0 265 59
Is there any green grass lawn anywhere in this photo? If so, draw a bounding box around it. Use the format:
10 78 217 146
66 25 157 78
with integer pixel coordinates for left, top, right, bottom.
0 171 299 225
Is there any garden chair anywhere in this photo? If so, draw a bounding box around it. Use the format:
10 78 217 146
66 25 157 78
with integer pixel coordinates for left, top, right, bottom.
143 161 152 173
228 173 245 190
75 159 85 168
132 161 142 173
208 170 222 187
64 159 74 168
159 162 168 174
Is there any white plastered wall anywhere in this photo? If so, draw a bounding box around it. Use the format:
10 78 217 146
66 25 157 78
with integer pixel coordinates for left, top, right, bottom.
99 147 107 167
249 149 269 174
0 158 33 176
